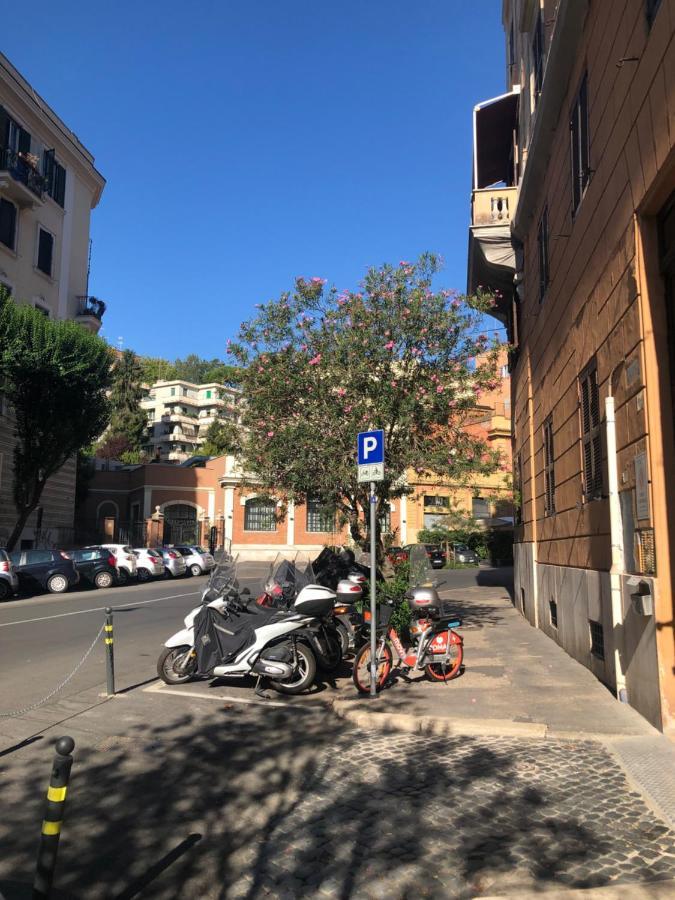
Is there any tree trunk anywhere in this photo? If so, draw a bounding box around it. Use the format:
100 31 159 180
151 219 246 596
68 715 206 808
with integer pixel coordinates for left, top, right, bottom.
7 474 46 551
6 502 39 551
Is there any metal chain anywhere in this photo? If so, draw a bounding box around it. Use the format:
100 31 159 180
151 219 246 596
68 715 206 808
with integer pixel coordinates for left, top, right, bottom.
0 622 106 719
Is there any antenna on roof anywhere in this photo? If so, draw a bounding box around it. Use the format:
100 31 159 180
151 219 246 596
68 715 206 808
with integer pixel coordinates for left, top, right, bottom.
117 336 123 350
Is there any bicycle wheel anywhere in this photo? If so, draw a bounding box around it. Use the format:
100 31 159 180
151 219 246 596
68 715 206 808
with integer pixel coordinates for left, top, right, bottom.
352 640 393 694
425 635 463 681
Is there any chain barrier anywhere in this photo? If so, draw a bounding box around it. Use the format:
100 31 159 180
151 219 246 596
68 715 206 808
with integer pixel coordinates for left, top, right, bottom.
0 623 106 719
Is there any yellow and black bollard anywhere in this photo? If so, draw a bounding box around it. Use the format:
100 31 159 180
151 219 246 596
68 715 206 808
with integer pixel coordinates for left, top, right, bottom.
33 736 75 899
104 607 115 696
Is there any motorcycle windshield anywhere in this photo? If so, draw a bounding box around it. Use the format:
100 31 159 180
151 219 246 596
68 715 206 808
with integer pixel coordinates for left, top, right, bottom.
408 544 434 590
206 552 239 598
265 552 315 606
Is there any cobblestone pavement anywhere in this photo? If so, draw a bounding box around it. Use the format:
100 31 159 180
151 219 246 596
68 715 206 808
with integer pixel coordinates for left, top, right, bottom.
3 692 675 898
227 729 675 899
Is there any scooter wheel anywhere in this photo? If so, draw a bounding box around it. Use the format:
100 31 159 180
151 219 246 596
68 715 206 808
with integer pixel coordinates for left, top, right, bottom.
336 621 351 658
157 646 196 684
269 644 316 695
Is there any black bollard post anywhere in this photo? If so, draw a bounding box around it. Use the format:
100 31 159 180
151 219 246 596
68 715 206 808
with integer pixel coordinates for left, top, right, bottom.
105 607 115 696
33 736 75 899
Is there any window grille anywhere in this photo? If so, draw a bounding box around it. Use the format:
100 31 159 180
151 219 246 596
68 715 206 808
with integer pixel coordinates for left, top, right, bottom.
589 620 605 660
549 599 558 629
579 361 603 500
244 498 276 532
306 498 334 533
543 415 555 515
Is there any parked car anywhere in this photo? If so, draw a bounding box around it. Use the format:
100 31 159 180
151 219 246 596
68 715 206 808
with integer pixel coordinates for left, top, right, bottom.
97 544 138 583
400 544 447 569
8 549 80 595
385 546 406 565
0 548 19 601
159 547 188 578
64 547 119 589
451 544 479 565
169 545 216 577
133 548 165 582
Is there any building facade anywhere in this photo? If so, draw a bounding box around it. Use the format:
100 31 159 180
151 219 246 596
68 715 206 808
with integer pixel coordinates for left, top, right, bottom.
140 380 240 463
0 52 106 548
79 367 513 556
469 0 675 733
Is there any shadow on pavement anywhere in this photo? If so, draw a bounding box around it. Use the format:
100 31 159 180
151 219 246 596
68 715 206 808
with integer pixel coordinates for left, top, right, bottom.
2 699 673 899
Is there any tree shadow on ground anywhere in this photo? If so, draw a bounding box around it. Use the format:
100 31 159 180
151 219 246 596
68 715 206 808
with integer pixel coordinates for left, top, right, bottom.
2 699 675 899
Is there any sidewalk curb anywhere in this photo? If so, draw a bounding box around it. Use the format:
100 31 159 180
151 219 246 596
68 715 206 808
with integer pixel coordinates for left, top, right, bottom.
479 879 675 899
331 700 548 738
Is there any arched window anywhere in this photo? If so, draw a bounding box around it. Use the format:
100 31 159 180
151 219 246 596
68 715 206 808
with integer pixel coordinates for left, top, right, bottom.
244 498 276 532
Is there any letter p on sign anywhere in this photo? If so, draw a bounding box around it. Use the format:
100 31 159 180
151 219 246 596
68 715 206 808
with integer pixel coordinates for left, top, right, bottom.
357 430 384 465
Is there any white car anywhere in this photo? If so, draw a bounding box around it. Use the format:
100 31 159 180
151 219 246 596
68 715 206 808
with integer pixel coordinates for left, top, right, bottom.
169 545 216 577
133 548 165 582
98 544 138 583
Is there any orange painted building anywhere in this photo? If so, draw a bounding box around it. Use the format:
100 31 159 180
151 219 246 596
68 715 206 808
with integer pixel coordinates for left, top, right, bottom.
469 0 675 733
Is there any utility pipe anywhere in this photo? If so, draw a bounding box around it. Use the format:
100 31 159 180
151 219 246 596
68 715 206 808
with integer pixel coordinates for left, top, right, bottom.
605 395 628 702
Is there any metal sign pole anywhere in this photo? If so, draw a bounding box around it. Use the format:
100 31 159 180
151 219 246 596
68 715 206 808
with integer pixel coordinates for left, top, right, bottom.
370 480 377 697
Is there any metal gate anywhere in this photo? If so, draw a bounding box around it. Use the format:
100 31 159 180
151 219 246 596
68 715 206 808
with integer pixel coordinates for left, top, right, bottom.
163 505 198 545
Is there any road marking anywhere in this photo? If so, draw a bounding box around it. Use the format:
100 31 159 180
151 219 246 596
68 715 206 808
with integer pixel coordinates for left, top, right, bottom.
0 591 201 628
144 679 297 709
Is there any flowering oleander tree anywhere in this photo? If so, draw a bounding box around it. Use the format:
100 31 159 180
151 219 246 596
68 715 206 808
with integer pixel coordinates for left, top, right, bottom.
226 253 506 549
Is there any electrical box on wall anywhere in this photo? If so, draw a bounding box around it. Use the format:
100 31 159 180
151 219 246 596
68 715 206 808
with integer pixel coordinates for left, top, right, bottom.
628 576 653 616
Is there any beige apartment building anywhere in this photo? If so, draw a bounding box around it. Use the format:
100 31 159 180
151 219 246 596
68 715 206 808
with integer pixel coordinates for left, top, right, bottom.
0 52 106 547
468 0 675 734
141 380 240 463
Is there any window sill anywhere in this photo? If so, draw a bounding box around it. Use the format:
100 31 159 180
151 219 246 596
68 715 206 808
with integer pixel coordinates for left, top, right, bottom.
243 530 278 534
0 241 18 260
33 266 55 284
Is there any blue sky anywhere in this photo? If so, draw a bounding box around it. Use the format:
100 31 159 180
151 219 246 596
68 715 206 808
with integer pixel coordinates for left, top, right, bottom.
4 1 507 360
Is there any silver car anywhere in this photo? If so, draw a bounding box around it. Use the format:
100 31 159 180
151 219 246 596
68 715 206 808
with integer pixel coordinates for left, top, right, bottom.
0 548 19 601
159 547 188 578
133 548 165 582
170 545 216 577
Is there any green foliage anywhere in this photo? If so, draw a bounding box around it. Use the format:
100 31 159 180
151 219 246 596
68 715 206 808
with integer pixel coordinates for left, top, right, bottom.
138 354 241 387
486 529 514 564
200 419 239 457
228 253 506 547
378 562 411 639
106 349 147 453
0 293 113 548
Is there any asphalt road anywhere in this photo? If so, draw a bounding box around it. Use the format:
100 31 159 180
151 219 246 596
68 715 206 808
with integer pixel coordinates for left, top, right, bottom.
0 563 511 715
0 562 270 714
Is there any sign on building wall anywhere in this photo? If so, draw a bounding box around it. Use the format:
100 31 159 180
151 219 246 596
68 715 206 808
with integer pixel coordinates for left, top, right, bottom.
634 453 650 521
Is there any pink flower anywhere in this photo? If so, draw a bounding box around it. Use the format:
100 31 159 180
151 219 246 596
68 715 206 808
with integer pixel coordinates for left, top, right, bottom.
344 405 353 413
258 367 264 373
399 260 410 267
311 277 326 285
436 385 444 393
267 431 275 437
336 388 346 397
309 354 322 366
384 340 395 350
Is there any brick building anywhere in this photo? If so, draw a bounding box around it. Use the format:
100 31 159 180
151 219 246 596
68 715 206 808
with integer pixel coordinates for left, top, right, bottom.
468 0 675 733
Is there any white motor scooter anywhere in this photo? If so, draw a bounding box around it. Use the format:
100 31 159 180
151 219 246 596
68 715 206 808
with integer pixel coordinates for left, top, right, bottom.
157 554 336 695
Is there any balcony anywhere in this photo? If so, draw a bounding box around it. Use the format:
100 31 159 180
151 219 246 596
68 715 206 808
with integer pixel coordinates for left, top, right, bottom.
467 90 520 326
471 187 517 226
160 413 197 426
75 296 106 333
0 147 45 207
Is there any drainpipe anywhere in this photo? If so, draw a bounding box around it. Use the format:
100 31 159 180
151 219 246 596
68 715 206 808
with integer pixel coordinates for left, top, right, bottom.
605 394 628 702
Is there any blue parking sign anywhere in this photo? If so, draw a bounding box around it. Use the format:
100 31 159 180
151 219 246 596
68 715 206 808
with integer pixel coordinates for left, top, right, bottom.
357 430 384 465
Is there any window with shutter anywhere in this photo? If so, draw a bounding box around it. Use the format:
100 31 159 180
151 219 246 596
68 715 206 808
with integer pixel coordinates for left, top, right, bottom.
0 198 17 250
543 415 555 515
537 206 549 302
37 227 54 276
570 72 590 215
579 361 603 500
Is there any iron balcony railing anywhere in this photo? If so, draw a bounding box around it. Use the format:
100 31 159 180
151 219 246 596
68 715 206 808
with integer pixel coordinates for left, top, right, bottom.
0 146 46 198
76 296 106 320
